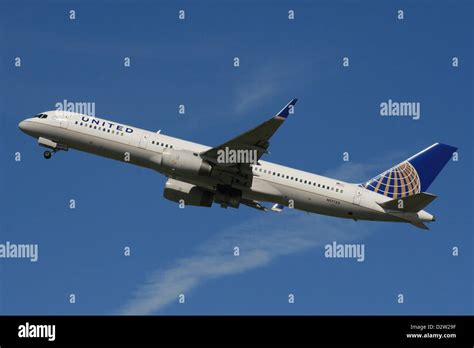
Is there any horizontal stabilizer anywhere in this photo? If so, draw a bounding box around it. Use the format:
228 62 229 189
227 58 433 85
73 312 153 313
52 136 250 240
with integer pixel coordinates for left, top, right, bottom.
378 192 437 213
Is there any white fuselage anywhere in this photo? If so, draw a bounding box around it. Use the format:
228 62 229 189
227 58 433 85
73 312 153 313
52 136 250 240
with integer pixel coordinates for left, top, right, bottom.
18 111 434 225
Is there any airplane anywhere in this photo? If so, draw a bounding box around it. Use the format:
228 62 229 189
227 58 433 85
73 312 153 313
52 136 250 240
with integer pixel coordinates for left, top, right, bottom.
18 99 457 229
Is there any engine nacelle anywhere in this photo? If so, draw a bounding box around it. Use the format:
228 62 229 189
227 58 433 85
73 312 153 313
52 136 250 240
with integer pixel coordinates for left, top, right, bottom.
161 149 212 176
163 178 214 207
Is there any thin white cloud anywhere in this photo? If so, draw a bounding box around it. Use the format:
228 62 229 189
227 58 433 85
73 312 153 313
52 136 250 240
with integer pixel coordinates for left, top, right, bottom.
118 210 372 315
323 153 407 184
324 162 383 184
232 65 294 115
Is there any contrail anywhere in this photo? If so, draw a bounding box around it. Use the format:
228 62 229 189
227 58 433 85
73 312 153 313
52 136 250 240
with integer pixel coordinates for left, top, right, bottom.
118 211 372 315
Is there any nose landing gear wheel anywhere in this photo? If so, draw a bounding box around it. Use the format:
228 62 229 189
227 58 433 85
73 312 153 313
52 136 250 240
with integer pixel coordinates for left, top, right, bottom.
43 150 52 159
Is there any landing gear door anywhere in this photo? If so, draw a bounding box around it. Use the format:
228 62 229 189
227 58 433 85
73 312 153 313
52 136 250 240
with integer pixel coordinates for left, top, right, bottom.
353 187 363 205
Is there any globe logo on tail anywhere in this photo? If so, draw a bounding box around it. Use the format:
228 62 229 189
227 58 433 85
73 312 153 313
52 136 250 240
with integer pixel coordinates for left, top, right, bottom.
363 161 421 199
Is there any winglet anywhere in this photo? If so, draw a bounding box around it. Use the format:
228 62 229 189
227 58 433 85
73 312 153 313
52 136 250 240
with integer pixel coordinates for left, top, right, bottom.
275 98 298 119
271 203 284 212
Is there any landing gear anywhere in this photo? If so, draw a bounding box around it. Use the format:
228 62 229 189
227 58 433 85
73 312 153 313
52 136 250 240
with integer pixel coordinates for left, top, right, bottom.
38 138 68 159
43 150 52 159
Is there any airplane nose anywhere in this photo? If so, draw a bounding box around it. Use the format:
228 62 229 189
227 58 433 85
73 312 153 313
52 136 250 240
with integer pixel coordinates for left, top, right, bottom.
18 120 27 131
18 120 32 134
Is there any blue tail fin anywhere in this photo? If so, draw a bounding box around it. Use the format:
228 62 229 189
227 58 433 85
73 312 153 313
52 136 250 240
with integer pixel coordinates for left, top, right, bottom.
363 143 457 198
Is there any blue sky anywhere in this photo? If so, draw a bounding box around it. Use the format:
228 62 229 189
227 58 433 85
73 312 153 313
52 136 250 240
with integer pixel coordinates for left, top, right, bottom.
0 0 472 315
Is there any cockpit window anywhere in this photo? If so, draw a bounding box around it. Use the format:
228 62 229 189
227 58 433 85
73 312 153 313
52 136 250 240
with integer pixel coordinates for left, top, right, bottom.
35 114 48 119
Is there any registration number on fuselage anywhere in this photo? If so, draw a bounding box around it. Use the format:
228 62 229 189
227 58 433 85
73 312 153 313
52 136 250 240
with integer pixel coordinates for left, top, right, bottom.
326 198 341 205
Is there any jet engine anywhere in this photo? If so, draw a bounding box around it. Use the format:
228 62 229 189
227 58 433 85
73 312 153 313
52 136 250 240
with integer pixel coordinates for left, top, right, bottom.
161 149 212 176
163 178 214 207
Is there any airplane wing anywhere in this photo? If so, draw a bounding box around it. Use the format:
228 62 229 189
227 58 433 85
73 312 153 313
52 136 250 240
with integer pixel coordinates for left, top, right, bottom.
201 98 297 186
241 200 285 212
241 199 269 211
